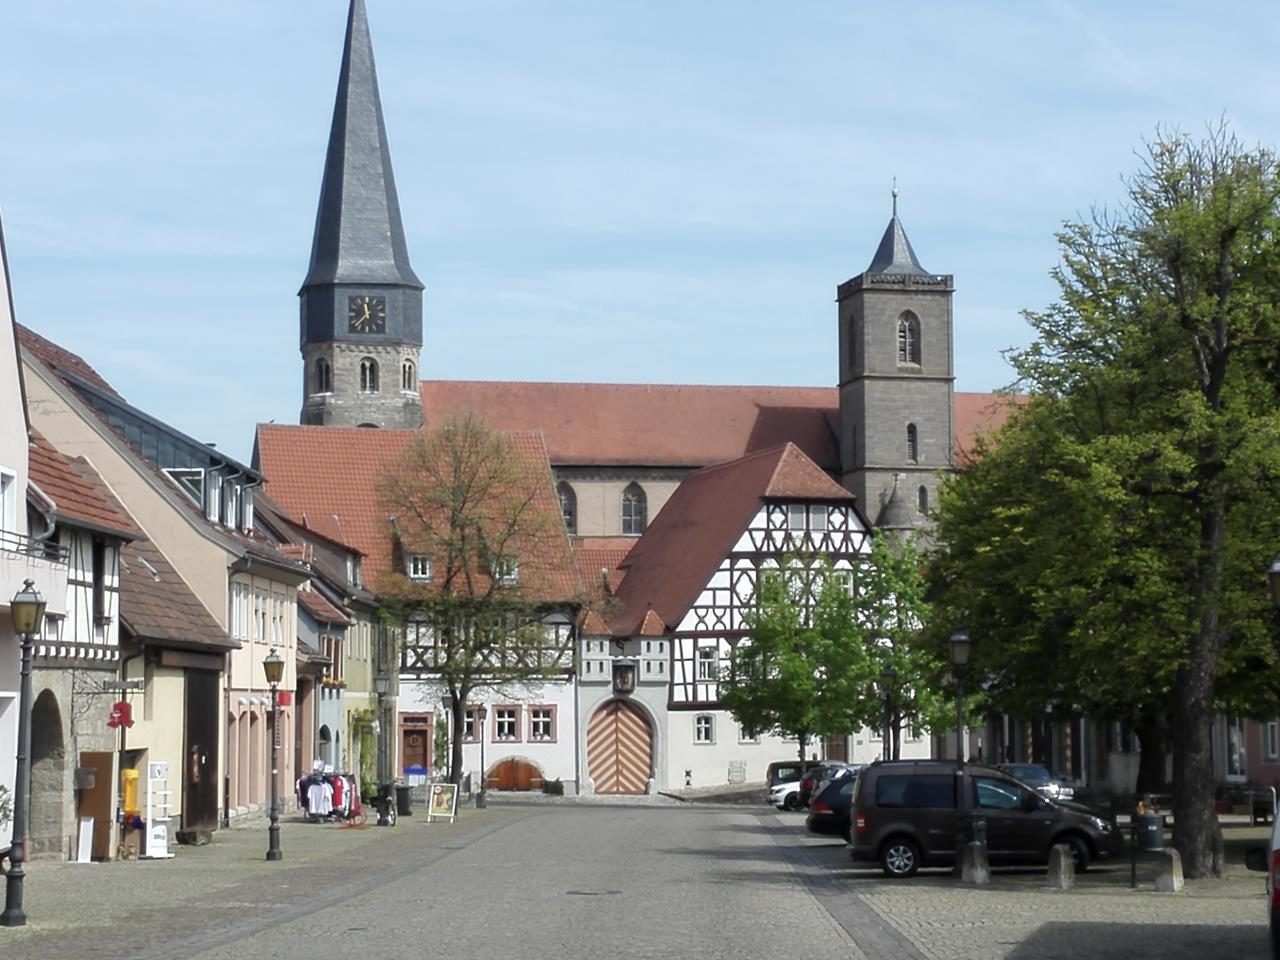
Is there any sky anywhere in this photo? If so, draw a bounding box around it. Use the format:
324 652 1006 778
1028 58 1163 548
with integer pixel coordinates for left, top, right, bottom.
3 1 1279 464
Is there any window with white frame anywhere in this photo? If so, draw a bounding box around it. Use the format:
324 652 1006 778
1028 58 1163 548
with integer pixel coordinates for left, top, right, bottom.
407 554 432 581
495 706 520 741
530 706 555 741
694 714 714 744
738 724 759 744
206 472 223 523
1267 721 1280 761
254 588 268 643
0 467 15 534
697 645 719 681
811 505 828 531
491 555 518 585
787 504 806 530
460 707 479 743
271 593 284 646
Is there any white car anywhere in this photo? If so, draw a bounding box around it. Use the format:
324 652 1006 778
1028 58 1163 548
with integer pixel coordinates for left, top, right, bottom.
770 779 801 810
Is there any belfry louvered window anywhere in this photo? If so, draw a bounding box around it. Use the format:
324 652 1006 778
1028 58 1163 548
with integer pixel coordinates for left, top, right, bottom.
360 357 379 393
315 357 332 394
907 423 919 463
897 312 921 365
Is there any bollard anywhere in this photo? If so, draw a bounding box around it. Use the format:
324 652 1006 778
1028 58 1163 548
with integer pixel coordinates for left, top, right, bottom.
960 841 990 885
1154 848 1184 893
1046 843 1075 890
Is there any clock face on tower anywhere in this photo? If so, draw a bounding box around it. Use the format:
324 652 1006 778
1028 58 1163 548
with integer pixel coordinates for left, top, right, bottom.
347 295 387 334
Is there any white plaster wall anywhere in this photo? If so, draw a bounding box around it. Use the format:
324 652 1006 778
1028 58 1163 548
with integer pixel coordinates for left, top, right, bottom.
664 710 803 789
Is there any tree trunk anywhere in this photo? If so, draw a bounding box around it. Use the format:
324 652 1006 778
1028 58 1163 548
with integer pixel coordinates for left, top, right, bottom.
448 689 466 786
797 732 808 764
1134 712 1169 794
1171 497 1228 879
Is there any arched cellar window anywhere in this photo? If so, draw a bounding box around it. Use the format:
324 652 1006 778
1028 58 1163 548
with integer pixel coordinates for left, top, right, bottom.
906 423 919 463
557 482 577 535
360 357 379 393
315 357 332 394
621 483 647 535
897 311 921 365
917 485 929 513
401 359 416 392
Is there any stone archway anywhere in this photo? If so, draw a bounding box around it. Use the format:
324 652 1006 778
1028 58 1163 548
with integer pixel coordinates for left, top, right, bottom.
30 689 67 858
486 757 544 791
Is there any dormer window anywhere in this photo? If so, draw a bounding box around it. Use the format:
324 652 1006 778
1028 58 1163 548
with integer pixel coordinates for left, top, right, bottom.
206 472 223 523
492 555 518 585
407 554 432 581
163 468 205 508
224 482 241 529
347 555 362 587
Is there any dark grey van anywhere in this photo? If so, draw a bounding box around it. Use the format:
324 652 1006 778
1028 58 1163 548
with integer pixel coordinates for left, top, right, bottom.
849 760 1121 877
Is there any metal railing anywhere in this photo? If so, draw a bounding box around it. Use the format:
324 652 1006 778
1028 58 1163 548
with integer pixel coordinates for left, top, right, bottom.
0 529 69 563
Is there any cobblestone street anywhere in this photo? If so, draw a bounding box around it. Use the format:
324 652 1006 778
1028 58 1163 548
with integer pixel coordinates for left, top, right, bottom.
0 802 1271 959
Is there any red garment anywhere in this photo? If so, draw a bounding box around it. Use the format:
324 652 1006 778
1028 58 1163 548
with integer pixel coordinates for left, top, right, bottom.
329 775 345 809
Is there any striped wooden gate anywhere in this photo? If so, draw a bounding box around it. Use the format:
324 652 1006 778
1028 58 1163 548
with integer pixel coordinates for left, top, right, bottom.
587 700 652 794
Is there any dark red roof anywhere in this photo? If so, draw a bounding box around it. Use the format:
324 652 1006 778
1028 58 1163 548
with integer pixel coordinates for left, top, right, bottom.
16 323 121 398
421 381 1014 467
611 443 861 636
297 587 352 626
28 430 138 538
255 424 582 602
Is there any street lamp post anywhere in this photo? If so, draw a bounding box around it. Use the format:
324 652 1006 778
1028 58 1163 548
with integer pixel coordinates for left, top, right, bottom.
476 706 488 808
949 630 972 765
879 666 896 762
262 648 284 862
1 580 46 928
373 671 390 826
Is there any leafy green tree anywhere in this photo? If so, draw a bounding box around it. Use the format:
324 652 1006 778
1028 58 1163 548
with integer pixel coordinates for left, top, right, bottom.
928 125 1280 877
850 533 953 759
721 557 876 761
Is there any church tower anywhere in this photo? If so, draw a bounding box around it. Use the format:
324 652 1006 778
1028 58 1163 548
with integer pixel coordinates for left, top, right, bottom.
837 191 954 531
299 0 423 429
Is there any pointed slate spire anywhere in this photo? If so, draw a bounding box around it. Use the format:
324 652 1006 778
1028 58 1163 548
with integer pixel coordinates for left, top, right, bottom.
301 0 422 291
866 186 930 276
875 473 916 531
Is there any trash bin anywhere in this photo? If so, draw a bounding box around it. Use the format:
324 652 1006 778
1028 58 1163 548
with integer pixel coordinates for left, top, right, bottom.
395 784 413 817
1135 812 1164 850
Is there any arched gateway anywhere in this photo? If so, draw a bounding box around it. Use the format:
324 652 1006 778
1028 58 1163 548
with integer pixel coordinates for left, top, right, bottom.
586 700 652 794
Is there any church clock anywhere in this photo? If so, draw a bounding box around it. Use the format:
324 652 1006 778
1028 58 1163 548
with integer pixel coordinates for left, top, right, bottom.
347 295 387 334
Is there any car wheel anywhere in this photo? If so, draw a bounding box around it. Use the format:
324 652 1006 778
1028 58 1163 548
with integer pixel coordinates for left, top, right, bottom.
783 792 799 811
881 837 920 878
1062 834 1090 873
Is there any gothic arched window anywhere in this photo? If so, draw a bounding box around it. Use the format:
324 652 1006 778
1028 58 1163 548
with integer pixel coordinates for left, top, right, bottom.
906 423 919 463
917 485 929 514
315 357 332 394
621 483 647 535
401 359 416 392
557 482 577 535
897 311 921 365
360 357 379 393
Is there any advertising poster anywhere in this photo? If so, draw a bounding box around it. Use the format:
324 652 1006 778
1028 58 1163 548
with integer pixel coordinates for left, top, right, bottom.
427 782 459 822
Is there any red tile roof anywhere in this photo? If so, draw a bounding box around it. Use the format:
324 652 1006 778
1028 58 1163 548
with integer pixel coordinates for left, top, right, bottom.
254 424 583 603
571 536 635 597
28 429 139 539
421 381 1014 468
610 443 862 636
297 587 352 626
17 323 121 398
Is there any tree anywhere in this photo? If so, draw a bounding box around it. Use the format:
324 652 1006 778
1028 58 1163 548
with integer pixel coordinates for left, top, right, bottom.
849 533 952 759
376 415 580 785
720 557 876 760
928 126 1280 877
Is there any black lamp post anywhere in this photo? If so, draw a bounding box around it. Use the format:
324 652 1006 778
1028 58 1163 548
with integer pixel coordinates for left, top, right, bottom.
879 666 896 762
262 648 284 862
373 671 390 826
1 580 46 928
476 706 488 808
949 630 972 765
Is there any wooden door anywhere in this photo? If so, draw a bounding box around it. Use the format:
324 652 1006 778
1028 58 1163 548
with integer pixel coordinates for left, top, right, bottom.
402 724 430 775
77 751 114 860
487 758 542 791
182 669 220 838
586 700 651 794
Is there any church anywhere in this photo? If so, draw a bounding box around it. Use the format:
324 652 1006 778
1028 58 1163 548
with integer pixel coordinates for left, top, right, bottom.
254 0 1014 794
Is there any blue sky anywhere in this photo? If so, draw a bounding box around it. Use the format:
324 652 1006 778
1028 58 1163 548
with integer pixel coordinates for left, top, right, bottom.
3 1 1278 462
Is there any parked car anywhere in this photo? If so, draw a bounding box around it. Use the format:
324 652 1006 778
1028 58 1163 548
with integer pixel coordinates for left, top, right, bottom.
767 759 821 790
799 762 854 807
1245 815 1280 959
849 760 1121 878
996 763 1075 801
770 779 802 810
806 775 859 839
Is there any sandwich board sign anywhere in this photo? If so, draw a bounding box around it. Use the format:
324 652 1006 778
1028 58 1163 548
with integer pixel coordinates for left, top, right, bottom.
427 782 459 822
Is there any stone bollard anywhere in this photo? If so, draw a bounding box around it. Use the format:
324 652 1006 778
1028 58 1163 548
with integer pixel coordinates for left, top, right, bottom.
1154 848 1184 893
960 840 990 885
1046 843 1075 890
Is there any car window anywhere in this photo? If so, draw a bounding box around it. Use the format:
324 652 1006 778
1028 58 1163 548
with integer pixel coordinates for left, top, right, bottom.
973 776 1026 810
1006 764 1050 780
771 765 802 782
875 774 956 809
838 778 857 796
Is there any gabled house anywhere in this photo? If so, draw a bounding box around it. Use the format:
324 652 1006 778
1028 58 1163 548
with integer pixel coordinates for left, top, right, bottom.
19 326 307 839
25 431 137 860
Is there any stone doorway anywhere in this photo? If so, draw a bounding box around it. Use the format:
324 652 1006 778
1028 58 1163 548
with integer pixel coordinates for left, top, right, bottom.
30 689 67 858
